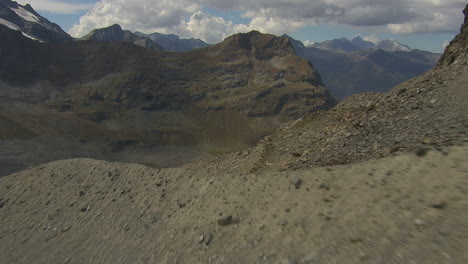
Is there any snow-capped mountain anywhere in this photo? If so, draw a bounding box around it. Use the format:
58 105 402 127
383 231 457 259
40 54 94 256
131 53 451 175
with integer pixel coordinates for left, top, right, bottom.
0 0 72 43
310 37 412 52
310 37 362 52
377 39 412 52
283 35 440 100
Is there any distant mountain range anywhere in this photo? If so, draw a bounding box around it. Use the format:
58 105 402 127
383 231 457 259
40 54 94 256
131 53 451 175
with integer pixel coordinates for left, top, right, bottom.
0 0 440 101
135 32 210 52
286 35 440 100
309 36 412 52
81 24 164 50
80 24 211 52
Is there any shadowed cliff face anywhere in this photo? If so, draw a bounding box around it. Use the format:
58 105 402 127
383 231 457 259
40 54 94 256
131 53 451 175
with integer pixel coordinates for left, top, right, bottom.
0 28 336 155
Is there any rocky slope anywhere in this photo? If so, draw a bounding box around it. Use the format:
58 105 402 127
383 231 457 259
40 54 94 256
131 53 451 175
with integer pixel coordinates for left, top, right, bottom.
0 0 72 43
81 24 163 50
1 144 467 263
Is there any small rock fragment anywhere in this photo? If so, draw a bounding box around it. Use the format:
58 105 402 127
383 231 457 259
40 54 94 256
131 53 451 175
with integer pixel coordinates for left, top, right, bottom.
217 215 234 226
205 233 213 246
319 183 330 190
293 178 303 189
430 201 447 209
414 218 424 226
80 204 90 212
415 148 429 157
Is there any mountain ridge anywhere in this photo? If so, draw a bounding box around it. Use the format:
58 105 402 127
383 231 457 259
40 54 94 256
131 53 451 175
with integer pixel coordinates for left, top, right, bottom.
0 0 72 43
135 31 210 52
81 24 163 50
284 35 440 100
310 36 413 52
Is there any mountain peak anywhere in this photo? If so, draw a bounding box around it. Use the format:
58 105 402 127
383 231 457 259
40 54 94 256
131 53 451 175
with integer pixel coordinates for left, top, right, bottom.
213 31 295 59
82 24 125 41
108 24 122 30
0 0 72 43
377 39 411 52
351 36 376 50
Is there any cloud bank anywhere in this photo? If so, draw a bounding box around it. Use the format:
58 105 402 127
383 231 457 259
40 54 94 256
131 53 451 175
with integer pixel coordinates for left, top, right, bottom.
68 0 467 43
16 0 94 14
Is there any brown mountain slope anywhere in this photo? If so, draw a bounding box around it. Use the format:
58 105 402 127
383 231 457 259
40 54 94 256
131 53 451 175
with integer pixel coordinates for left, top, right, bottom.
190 5 468 174
0 28 335 142
1 144 467 263
0 28 336 175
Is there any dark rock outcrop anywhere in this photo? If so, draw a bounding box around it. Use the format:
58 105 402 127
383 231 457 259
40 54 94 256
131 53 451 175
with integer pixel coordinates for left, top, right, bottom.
437 4 468 68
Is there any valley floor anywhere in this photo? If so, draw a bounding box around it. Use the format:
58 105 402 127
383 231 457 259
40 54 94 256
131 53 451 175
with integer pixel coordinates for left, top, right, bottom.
1 143 467 263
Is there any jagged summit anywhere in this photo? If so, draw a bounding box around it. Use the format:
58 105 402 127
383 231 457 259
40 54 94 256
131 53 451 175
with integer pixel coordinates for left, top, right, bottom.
0 0 72 43
81 24 163 50
211 30 296 59
351 35 376 50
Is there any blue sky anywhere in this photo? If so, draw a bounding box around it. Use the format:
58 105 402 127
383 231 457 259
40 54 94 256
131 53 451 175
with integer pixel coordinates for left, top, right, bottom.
17 0 467 53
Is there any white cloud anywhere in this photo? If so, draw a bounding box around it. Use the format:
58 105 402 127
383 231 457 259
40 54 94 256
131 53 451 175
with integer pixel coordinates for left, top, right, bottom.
303 40 314 46
69 0 200 37
176 11 248 43
363 35 380 45
442 40 450 50
16 0 93 14
387 9 462 34
68 0 467 42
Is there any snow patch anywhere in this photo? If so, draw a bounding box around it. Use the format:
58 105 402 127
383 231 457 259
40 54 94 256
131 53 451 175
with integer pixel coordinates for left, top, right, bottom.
0 17 20 31
390 40 411 52
0 18 41 42
10 6 51 30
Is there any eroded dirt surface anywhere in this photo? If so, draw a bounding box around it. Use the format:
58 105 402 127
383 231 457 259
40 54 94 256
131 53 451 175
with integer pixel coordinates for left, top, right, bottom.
1 145 467 264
